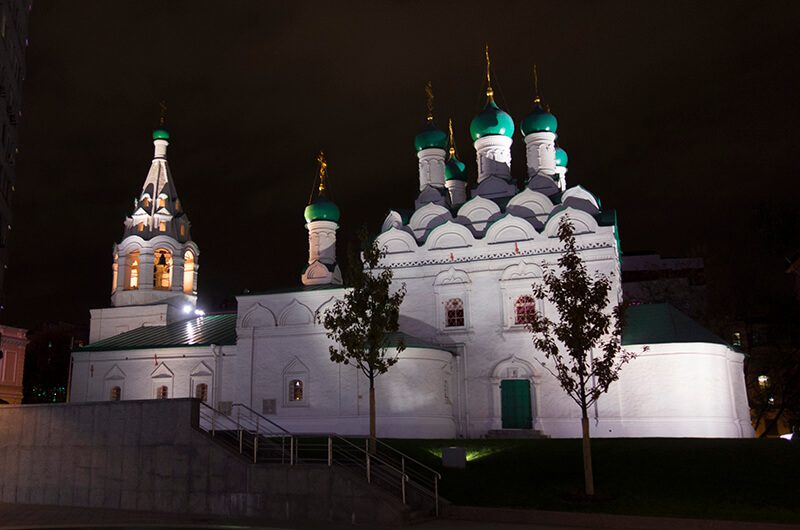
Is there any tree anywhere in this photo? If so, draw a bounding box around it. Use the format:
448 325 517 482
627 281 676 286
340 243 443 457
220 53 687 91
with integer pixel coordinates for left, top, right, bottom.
321 235 407 452
527 216 637 496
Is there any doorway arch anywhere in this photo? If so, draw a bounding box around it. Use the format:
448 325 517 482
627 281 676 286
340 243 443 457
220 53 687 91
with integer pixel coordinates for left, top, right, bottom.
491 356 539 430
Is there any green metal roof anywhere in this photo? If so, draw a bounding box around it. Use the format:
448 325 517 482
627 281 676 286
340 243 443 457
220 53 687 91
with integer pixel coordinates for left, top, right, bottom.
622 304 726 346
77 313 237 352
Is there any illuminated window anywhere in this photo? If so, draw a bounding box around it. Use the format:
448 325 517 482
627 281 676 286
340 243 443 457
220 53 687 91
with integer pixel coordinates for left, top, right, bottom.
183 251 195 294
125 251 140 290
153 249 172 290
142 196 151 209
110 386 121 401
289 379 304 402
732 332 742 347
445 298 465 327
514 295 537 325
179 224 185 237
136 222 144 233
195 383 208 402
159 221 167 232
758 375 769 390
158 196 166 209
156 385 168 399
175 199 182 211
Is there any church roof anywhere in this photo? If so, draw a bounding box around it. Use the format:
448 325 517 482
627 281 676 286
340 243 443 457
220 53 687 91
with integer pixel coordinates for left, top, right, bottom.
77 313 237 352
622 303 727 346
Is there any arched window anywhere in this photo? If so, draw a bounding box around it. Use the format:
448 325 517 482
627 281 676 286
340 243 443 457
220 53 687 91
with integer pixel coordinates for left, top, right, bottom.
195 383 208 402
514 295 537 325
183 251 195 294
289 379 304 402
110 386 121 401
111 253 118 293
154 249 172 290
142 196 151 209
136 222 145 233
445 298 465 328
156 385 168 399
158 195 167 209
125 251 140 290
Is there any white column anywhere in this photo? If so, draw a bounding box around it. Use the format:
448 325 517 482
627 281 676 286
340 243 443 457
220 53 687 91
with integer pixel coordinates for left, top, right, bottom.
139 251 155 291
474 136 512 183
307 220 338 265
154 139 168 159
524 132 557 178
417 148 447 190
446 180 468 208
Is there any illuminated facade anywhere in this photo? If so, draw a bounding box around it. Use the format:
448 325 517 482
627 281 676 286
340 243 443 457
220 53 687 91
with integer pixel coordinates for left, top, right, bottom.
0 324 27 403
69 64 753 439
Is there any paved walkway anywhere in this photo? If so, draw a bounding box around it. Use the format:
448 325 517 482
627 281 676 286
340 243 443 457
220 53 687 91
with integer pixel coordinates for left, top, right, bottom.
1 502 798 530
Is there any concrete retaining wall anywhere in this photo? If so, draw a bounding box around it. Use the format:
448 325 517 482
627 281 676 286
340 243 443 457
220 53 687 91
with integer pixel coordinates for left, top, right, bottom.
0 399 406 525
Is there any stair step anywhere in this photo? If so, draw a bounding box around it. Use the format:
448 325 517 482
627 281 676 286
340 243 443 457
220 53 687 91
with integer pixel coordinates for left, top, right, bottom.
486 429 549 439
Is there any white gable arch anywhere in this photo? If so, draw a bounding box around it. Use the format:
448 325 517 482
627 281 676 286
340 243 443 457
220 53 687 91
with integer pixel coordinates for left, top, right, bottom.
315 296 338 320
240 303 277 328
375 227 418 255
408 203 452 240
507 188 555 217
456 196 501 231
433 266 471 287
278 299 314 326
104 364 126 380
425 221 474 250
485 215 540 245
381 210 404 233
544 208 598 237
500 260 544 282
491 355 540 380
190 361 213 377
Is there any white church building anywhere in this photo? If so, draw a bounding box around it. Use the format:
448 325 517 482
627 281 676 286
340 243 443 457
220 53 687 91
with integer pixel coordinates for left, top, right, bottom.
69 70 754 439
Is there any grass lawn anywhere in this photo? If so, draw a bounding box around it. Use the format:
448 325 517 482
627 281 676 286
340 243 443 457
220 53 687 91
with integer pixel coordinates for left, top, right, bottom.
383 437 800 524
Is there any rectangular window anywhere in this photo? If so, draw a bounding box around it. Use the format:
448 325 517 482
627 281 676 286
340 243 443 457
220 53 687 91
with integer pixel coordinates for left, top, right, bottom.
179 224 185 237
159 221 166 232
445 298 465 328
158 197 166 209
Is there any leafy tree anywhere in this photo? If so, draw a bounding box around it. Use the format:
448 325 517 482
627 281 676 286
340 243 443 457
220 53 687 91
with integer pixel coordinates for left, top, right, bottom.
527 216 636 496
321 235 406 452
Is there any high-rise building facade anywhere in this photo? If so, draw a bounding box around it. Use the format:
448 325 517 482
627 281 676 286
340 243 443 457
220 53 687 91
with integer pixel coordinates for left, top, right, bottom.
0 0 31 313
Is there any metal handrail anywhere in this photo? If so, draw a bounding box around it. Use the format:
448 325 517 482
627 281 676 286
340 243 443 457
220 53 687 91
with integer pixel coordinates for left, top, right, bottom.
374 438 442 478
194 401 440 516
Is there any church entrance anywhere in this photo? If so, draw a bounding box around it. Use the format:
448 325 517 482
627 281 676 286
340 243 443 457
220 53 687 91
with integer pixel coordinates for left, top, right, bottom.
500 379 532 429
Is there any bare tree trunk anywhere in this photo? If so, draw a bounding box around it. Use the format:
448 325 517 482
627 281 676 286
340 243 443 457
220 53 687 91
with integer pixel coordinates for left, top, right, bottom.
581 412 595 496
369 380 377 454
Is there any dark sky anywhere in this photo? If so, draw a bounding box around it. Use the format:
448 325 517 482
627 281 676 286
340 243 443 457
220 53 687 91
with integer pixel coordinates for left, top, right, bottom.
6 1 800 328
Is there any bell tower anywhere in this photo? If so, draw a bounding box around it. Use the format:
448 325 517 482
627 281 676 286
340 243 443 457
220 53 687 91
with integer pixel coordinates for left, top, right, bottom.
110 122 199 310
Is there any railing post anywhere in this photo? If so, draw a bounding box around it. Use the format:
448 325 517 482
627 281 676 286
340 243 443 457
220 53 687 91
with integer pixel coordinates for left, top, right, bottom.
237 407 243 454
211 411 216 438
281 436 285 465
327 435 333 467
290 436 295 466
401 457 406 505
253 433 258 464
434 475 439 517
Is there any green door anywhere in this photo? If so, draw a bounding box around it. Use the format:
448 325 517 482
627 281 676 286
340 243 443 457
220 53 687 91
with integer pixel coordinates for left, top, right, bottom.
501 379 532 429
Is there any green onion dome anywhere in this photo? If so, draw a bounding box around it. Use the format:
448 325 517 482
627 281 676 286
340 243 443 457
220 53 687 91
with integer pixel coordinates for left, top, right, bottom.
152 128 170 140
414 122 448 152
470 99 515 141
521 104 558 135
555 147 568 167
445 153 467 181
304 196 340 223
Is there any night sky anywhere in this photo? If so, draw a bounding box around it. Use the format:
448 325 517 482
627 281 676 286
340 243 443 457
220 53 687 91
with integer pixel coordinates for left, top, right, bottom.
6 1 800 329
